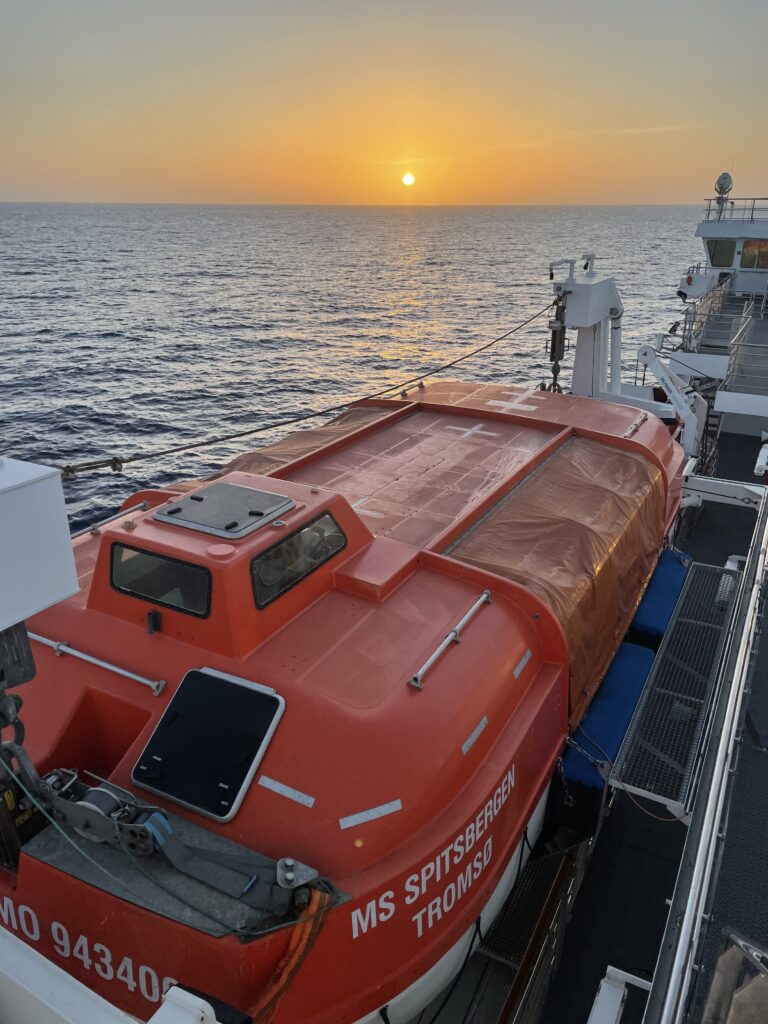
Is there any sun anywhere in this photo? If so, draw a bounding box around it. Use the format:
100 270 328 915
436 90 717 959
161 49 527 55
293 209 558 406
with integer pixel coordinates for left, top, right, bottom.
402 172 415 187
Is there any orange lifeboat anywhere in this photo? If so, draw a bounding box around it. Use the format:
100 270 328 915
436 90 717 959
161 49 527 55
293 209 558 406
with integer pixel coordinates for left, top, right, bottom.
0 384 682 1022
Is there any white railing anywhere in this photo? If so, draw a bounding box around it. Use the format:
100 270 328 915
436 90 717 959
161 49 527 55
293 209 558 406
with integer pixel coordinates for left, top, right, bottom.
721 316 768 394
703 197 768 223
645 491 768 1024
71 502 149 539
685 260 710 278
680 277 739 351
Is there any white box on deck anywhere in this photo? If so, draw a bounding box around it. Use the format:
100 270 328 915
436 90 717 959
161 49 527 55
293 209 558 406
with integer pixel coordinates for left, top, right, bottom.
0 457 79 631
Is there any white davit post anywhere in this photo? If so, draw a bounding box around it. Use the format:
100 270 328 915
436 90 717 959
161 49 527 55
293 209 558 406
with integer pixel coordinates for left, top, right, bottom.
0 927 221 1023
0 456 79 631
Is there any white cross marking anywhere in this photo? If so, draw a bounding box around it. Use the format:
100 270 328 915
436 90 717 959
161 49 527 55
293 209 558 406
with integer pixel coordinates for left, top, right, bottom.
351 497 385 518
444 422 501 440
486 398 538 413
486 388 540 413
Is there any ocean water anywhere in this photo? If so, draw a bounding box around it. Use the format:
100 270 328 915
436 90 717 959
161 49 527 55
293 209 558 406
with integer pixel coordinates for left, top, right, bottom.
0 203 702 530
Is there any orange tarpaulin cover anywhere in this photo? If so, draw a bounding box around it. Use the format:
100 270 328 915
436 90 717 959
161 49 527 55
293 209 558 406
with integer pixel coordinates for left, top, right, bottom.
448 437 666 727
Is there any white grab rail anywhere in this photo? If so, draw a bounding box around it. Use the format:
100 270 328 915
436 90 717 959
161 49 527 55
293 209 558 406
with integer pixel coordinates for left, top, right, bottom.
407 590 492 690
29 633 165 696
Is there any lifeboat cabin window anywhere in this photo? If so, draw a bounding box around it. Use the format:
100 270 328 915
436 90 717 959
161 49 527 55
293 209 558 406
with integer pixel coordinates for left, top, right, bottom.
740 240 768 270
251 512 346 608
132 668 285 821
111 543 211 618
706 239 736 268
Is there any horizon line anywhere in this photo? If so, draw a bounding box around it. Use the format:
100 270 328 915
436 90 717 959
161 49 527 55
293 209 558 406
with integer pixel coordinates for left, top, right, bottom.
0 198 705 208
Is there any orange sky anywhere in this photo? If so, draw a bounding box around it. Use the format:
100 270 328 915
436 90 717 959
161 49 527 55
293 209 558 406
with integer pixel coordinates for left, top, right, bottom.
1 0 765 204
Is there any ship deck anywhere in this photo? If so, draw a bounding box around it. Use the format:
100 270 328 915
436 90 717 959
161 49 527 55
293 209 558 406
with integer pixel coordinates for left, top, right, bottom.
720 315 768 395
708 289 768 423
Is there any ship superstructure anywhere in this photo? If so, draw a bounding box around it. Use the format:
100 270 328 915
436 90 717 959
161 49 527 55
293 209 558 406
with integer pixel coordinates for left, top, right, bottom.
668 174 768 435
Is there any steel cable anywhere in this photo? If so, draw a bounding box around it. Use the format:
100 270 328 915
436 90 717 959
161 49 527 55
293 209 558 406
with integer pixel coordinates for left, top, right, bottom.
54 301 555 480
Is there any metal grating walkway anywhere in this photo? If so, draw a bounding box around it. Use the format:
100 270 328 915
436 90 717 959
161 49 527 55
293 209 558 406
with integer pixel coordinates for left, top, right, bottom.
479 853 563 969
610 562 739 813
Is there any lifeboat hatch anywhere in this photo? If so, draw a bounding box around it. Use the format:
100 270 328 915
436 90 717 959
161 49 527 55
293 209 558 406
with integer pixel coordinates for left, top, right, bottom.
132 668 285 821
154 482 296 539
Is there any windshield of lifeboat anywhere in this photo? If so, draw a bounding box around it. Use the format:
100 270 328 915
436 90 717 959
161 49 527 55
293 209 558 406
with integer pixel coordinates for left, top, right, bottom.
111 543 211 617
251 513 346 608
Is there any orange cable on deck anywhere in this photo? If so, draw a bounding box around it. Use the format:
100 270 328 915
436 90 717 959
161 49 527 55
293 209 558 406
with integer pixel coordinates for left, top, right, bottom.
248 889 333 1024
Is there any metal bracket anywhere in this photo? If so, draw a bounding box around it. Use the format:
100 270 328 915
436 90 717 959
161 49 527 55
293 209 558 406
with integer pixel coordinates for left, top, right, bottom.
587 966 651 1024
39 769 320 924
681 475 765 511
744 710 768 753
636 343 708 457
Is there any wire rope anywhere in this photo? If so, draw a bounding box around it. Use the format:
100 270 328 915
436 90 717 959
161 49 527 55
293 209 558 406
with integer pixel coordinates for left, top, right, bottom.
54 301 555 479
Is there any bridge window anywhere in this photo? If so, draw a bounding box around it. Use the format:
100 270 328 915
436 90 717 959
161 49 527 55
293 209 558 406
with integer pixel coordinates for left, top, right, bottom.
740 240 768 270
251 513 346 608
706 239 736 267
111 544 211 617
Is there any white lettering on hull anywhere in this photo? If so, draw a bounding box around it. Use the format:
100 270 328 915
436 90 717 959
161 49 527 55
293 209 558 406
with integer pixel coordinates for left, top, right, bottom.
411 839 493 938
351 891 396 939
350 764 516 939
0 900 175 1007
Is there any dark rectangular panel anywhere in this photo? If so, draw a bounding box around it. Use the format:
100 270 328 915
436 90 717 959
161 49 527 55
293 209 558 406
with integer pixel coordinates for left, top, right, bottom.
154 483 295 539
133 669 284 820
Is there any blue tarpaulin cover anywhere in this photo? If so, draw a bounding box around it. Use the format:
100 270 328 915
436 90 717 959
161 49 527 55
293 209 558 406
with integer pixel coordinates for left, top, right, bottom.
563 641 656 788
632 548 690 637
